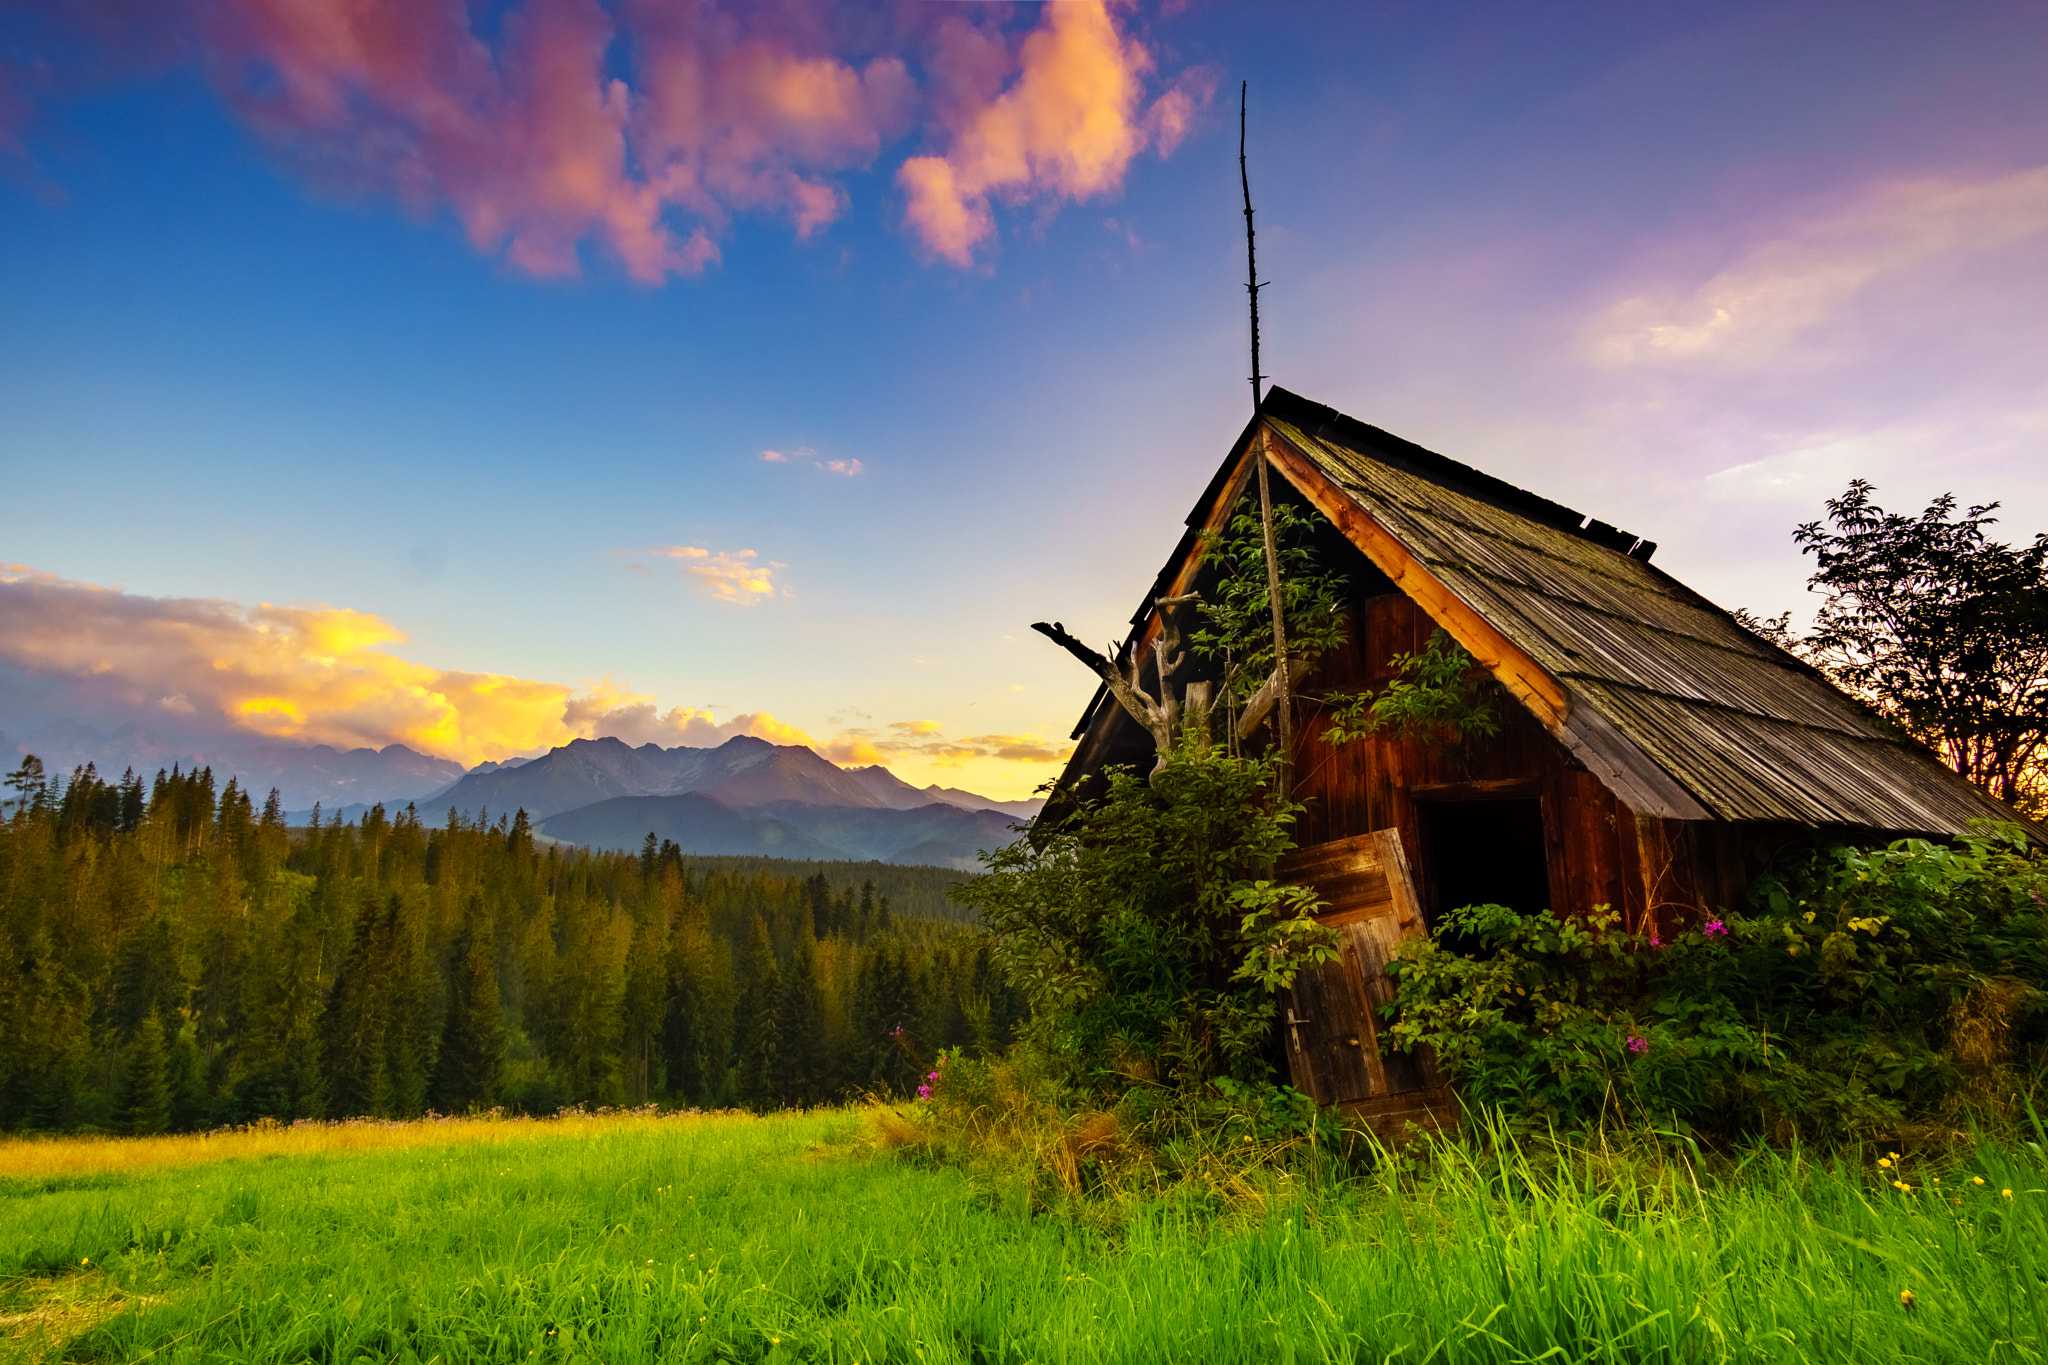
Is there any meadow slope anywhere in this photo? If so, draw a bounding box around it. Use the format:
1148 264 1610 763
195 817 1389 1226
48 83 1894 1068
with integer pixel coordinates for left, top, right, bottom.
2 1109 2045 1364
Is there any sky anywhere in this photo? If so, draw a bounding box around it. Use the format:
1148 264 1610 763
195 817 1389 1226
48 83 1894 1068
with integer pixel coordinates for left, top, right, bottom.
2 0 2046 801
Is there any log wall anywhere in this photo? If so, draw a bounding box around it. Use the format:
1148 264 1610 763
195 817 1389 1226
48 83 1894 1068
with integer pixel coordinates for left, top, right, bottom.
1286 593 1740 933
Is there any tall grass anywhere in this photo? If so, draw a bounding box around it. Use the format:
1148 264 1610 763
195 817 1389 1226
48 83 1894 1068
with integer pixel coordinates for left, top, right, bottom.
2 1107 2044 1363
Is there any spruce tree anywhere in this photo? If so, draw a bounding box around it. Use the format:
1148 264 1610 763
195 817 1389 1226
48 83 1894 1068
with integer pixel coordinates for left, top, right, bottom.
661 901 714 1104
431 903 505 1113
323 900 393 1118
167 1018 210 1131
383 899 437 1117
115 1012 173 1136
778 933 826 1106
735 915 782 1112
851 937 924 1097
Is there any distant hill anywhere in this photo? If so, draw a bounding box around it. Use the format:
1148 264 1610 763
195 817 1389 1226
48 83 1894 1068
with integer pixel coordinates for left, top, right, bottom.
537 793 1019 869
539 794 843 859
5 721 464 811
424 735 884 821
428 735 1039 824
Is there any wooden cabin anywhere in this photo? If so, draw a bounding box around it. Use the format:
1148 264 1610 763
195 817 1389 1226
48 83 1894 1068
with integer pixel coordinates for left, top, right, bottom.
1054 387 2027 1133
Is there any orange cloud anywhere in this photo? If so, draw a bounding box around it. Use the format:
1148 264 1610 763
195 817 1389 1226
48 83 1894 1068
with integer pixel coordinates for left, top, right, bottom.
820 718 1073 768
0 564 809 767
898 3 1214 266
645 546 785 604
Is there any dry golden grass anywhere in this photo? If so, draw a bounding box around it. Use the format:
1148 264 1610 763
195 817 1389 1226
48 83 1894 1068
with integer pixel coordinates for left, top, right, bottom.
0 1109 756 1182
0 1270 155 1365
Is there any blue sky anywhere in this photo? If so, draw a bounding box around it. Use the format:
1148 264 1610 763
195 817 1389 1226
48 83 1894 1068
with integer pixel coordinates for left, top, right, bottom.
3 0 2046 798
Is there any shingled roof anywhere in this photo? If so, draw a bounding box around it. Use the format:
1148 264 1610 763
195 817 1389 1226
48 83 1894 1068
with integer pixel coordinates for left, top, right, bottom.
1068 387 2022 837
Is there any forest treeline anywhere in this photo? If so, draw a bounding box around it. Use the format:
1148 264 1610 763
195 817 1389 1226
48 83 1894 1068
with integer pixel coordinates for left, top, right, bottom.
0 759 1023 1134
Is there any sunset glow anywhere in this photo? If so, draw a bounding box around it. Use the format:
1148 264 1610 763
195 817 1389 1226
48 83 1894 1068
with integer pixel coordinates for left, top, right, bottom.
3 1 2045 805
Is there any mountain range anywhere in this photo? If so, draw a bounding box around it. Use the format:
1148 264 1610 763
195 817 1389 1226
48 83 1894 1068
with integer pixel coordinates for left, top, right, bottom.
6 725 1039 871
2 720 464 810
423 735 1042 823
423 736 1035 870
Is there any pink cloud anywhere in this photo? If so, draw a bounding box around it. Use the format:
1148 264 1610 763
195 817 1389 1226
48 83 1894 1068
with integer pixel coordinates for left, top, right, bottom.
9 0 1208 279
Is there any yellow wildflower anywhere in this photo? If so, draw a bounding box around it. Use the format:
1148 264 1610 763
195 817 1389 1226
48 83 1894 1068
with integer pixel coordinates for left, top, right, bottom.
1974 1177 1987 1186
1900 1289 1916 1311
2004 1189 2014 1199
1878 1157 1892 1169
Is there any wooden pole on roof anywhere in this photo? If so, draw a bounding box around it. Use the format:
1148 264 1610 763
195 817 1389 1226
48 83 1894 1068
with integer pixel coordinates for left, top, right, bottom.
1239 81 1264 409
1242 82 1293 794
1256 432 1293 795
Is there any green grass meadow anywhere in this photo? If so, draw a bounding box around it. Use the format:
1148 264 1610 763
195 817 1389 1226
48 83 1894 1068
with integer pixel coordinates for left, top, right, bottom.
3 1109 2047 1364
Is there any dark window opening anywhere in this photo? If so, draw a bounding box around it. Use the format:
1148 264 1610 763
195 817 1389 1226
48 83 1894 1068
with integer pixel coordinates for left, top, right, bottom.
1419 798 1551 930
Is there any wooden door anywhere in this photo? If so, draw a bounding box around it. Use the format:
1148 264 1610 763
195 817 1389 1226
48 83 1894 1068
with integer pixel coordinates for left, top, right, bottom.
1277 829 1436 1107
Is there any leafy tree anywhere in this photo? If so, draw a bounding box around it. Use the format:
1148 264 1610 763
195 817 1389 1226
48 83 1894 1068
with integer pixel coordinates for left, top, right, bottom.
1323 628 1501 748
1752 480 2048 817
957 739 1338 1091
1190 496 1350 723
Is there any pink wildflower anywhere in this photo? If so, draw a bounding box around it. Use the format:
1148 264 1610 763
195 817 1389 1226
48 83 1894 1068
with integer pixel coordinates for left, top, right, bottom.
1627 1035 1649 1054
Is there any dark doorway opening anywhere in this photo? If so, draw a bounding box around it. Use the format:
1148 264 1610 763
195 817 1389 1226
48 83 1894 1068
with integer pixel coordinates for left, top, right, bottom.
1419 798 1551 929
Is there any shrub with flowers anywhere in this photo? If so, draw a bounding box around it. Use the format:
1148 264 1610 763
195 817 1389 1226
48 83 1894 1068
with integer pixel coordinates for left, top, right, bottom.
1384 822 2048 1140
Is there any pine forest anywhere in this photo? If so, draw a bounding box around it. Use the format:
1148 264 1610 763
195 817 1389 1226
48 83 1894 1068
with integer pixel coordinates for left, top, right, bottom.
0 761 1024 1134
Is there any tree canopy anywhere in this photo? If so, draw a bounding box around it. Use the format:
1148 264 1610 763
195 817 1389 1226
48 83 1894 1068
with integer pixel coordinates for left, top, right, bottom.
1749 480 2048 818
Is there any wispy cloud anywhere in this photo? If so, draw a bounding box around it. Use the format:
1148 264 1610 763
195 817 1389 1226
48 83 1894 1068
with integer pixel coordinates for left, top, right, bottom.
6 0 1207 280
645 546 785 605
1586 164 2048 369
760 448 789 462
817 456 861 476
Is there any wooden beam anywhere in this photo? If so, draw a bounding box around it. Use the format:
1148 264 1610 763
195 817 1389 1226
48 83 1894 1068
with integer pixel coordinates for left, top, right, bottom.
1122 450 1260 662
1260 426 1570 730
1235 666 1283 741
1260 422 1713 824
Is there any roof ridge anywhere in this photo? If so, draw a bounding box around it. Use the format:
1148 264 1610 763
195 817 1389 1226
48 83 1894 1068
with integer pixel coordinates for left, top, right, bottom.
1267 392 1658 561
